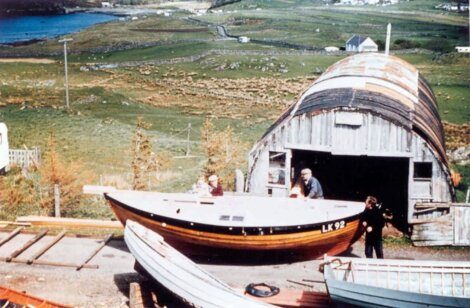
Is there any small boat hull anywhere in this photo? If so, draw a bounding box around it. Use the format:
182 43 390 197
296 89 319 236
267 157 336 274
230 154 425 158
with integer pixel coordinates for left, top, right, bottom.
106 192 363 259
324 257 470 308
0 285 70 308
124 220 271 308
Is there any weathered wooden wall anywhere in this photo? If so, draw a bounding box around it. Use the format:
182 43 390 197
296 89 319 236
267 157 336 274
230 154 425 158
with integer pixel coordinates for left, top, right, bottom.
247 110 453 223
411 203 470 246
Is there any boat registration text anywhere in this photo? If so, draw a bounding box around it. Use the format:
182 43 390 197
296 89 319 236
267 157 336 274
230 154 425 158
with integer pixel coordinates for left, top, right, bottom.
321 220 346 233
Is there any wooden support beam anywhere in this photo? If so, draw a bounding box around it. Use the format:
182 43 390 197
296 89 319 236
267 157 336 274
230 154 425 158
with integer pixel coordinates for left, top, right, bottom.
76 233 113 271
129 282 162 308
0 227 24 247
6 229 48 262
0 221 31 227
16 216 123 230
0 257 98 269
27 230 67 264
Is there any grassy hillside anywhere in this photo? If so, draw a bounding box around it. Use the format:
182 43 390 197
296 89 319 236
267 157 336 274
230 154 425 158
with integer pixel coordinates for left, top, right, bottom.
0 0 468 219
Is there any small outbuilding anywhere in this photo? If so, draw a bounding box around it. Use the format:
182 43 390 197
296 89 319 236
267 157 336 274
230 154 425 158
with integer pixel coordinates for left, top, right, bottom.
238 36 250 43
346 35 378 52
246 53 455 230
324 46 340 52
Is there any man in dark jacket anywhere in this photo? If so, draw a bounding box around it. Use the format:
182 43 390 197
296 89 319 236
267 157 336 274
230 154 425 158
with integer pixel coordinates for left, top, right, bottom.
300 168 323 199
361 196 392 259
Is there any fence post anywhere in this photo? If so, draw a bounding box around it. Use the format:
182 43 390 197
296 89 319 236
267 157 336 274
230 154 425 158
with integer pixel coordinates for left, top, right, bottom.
54 184 61 217
234 169 244 193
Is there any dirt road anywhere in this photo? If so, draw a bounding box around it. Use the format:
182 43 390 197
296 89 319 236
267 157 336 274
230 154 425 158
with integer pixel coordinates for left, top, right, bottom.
0 232 468 307
0 58 55 63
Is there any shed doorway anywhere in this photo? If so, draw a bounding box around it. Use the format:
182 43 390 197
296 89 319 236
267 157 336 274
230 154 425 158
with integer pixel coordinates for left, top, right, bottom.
291 150 409 230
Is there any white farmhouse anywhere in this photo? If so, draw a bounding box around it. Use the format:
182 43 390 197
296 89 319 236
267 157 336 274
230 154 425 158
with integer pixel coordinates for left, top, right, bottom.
0 123 9 173
346 35 378 52
325 46 340 52
101 2 112 8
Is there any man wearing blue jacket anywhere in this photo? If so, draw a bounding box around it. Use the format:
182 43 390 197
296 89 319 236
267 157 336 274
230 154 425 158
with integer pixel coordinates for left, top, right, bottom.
300 168 324 199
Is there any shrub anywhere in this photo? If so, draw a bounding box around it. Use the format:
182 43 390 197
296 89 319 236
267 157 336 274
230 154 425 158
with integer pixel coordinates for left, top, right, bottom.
201 118 247 190
392 39 421 50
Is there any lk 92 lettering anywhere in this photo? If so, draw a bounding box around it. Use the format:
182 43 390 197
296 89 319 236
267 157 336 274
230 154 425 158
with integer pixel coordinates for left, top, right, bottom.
321 220 346 233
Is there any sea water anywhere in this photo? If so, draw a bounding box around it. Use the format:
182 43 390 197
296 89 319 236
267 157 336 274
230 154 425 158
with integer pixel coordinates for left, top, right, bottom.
0 13 118 44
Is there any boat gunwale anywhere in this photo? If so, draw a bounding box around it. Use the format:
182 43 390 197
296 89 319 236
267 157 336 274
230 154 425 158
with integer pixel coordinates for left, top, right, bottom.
105 193 363 236
324 259 470 305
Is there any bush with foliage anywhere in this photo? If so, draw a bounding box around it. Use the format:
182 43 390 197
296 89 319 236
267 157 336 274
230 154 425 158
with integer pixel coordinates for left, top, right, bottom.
201 118 247 190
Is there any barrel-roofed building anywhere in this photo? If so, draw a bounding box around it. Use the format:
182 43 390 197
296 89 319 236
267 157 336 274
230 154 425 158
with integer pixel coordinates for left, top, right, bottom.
246 53 455 229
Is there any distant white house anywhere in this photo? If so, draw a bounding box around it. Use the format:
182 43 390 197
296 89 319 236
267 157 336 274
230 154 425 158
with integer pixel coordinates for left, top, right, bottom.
456 46 470 53
438 3 469 12
238 36 250 43
0 123 9 173
338 0 382 5
101 2 112 8
346 35 378 52
325 46 340 52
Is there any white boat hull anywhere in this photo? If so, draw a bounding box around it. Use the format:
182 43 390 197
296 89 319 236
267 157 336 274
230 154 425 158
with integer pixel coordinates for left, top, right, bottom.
324 257 470 308
124 220 272 308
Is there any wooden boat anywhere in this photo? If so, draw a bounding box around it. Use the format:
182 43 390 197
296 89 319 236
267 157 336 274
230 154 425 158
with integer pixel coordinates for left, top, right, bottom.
0 285 70 308
124 219 273 307
105 190 364 259
323 256 470 307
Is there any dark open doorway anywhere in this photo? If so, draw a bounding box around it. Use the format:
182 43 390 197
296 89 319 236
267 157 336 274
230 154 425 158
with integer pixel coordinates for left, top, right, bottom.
291 150 409 231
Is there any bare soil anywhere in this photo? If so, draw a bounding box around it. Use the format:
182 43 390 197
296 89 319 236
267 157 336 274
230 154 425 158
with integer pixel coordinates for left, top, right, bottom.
0 231 468 307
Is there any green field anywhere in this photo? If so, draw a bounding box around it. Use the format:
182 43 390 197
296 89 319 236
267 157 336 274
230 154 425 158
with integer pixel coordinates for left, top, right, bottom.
0 0 468 219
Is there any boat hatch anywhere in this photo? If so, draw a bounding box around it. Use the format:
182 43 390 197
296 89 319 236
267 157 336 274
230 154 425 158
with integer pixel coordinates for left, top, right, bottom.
219 215 230 221
232 216 244 222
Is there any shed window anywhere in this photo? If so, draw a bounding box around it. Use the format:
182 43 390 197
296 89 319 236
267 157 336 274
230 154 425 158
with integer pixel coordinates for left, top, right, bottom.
268 151 286 185
414 162 432 179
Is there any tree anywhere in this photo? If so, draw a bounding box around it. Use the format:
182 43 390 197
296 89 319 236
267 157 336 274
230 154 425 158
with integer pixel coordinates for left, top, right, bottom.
38 133 90 216
201 118 247 190
131 117 169 190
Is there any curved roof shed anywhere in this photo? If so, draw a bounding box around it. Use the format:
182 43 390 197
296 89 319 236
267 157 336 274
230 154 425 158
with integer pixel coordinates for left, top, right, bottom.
247 53 454 225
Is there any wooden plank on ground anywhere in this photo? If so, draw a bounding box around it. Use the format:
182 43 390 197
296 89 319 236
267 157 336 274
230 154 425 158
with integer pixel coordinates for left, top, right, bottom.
0 221 31 228
82 185 117 195
6 229 48 262
243 288 330 307
129 282 161 308
16 216 123 230
0 257 98 269
76 233 113 271
27 230 67 264
0 227 24 247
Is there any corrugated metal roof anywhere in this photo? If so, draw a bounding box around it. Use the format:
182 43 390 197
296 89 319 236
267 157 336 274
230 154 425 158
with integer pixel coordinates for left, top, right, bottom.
252 53 449 167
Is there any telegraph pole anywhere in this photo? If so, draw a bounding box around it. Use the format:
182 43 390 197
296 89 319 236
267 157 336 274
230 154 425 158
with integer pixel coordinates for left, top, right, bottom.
59 38 73 108
385 23 391 55
186 123 192 156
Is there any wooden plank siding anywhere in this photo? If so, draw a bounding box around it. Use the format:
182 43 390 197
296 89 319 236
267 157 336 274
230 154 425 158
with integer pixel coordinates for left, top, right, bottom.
411 203 470 246
247 110 453 223
246 53 456 246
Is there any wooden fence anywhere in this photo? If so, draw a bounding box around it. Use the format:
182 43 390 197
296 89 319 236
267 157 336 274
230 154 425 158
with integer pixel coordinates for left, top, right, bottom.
411 202 470 246
9 147 41 169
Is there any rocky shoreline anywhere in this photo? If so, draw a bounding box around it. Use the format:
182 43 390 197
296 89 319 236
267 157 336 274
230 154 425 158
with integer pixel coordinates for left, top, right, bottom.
0 0 97 17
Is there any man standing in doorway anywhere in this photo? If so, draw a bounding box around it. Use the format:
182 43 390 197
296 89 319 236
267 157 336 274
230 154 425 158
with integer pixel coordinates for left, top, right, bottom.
300 168 323 199
361 196 392 259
